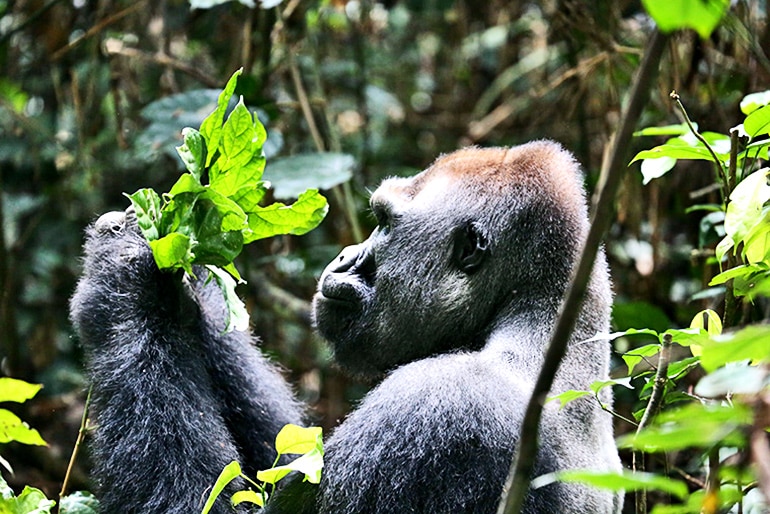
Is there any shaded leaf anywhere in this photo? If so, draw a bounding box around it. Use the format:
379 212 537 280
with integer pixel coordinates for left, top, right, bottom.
263 153 355 200
532 469 688 500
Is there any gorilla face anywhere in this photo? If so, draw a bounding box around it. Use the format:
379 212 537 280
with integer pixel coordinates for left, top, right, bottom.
312 166 499 377
312 143 588 378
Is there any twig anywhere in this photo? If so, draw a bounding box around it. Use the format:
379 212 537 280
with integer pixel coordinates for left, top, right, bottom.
496 28 669 514
103 43 220 88
59 386 92 504
670 91 728 201
0 0 66 47
51 1 146 61
632 333 672 514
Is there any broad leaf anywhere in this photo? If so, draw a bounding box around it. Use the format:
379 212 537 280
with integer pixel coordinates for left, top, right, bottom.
264 153 355 200
200 69 243 167
0 409 47 446
275 424 323 455
744 104 770 138
245 189 328 243
200 461 242 514
0 378 42 403
642 0 729 39
741 90 770 115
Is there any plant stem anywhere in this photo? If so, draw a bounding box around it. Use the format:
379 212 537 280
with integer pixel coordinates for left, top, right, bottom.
59 386 92 504
670 91 729 202
496 28 669 514
632 332 671 514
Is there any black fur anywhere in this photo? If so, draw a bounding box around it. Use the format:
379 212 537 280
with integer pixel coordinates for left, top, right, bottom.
70 212 303 514
72 141 622 514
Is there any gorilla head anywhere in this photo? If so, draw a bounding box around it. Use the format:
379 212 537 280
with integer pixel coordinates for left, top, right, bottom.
313 141 592 377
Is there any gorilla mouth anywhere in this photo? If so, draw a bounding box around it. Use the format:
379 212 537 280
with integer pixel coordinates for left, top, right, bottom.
319 274 366 306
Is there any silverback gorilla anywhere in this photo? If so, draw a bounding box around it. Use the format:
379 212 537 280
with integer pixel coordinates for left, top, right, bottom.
70 141 622 513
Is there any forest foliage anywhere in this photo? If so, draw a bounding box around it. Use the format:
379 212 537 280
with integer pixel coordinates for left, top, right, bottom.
1 0 770 513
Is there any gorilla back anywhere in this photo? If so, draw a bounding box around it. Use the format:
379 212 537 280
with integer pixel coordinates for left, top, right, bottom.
71 140 621 514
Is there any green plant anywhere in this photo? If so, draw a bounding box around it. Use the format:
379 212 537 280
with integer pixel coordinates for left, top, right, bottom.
201 424 324 512
127 69 329 331
0 378 98 514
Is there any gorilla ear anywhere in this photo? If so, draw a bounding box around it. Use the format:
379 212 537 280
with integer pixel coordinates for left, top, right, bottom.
452 222 489 274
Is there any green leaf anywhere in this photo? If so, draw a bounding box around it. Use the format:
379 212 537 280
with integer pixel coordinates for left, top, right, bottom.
590 377 634 393
125 189 163 241
275 424 323 455
263 153 356 200
689 309 722 336
176 127 207 181
59 491 100 514
245 189 328 243
617 402 752 452
206 266 249 333
257 448 325 485
168 173 206 197
640 157 677 185
231 489 265 508
699 324 770 372
744 104 770 138
200 461 242 514
0 378 42 403
547 390 592 409
633 123 691 137
148 233 193 272
631 141 720 164
741 90 770 115
215 99 262 175
720 168 770 251
642 0 729 39
0 409 47 446
532 469 688 500
694 363 769 397
200 69 243 167
623 343 661 375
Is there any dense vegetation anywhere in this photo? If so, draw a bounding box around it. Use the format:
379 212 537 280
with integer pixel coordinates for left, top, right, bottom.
1 0 769 512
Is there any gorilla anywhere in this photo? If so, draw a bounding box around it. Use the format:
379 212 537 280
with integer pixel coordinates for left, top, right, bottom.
70 140 622 514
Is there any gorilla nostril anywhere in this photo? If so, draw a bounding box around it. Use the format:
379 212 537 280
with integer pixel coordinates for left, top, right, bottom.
95 211 126 235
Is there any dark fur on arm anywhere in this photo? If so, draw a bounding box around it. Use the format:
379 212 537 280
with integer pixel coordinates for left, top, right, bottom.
70 211 303 513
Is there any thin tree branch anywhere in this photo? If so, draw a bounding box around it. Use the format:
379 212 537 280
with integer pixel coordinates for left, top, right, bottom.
496 28 669 514
632 332 672 514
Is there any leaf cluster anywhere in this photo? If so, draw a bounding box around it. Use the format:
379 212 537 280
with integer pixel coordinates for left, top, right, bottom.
201 424 324 512
127 69 328 331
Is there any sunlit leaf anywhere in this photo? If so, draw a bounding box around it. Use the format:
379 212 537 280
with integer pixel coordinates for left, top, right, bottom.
257 448 324 485
245 189 328 243
206 266 249 333
744 104 770 138
741 90 770 115
0 409 47 446
275 424 323 455
231 489 265 508
617 403 752 452
532 469 688 500
546 390 592 409
642 0 729 39
200 461 242 514
0 378 42 403
699 325 770 372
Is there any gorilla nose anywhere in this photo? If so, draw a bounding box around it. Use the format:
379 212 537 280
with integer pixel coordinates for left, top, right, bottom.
94 211 126 235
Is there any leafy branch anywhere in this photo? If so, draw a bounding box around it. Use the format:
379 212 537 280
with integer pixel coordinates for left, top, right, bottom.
127 69 328 331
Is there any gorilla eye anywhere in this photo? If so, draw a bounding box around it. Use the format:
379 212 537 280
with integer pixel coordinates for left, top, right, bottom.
374 209 392 235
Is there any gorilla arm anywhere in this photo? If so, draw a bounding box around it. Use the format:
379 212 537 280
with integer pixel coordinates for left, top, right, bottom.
70 211 303 513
